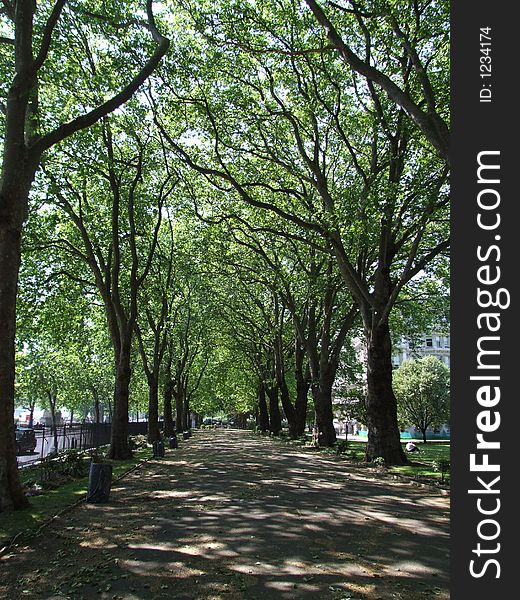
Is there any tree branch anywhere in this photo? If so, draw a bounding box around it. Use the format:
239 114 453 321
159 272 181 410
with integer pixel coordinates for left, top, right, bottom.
304 0 449 161
30 0 169 157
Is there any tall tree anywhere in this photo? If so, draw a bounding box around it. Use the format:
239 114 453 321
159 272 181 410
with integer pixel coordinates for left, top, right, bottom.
43 118 175 458
0 0 169 510
135 208 178 442
393 356 450 443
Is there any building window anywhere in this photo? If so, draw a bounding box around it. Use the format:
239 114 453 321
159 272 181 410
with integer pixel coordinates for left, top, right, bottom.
426 337 433 347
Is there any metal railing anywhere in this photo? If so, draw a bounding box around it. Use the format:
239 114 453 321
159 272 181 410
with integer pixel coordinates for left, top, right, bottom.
16 421 158 468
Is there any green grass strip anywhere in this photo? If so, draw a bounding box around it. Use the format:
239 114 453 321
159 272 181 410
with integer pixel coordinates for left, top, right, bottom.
0 447 151 552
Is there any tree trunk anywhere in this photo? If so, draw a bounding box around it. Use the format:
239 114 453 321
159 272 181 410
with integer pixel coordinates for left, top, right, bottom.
274 333 297 436
311 380 336 447
294 378 309 436
237 412 247 428
48 392 59 453
422 428 428 444
266 384 282 435
147 375 161 442
163 379 175 437
28 402 35 428
175 388 184 434
107 344 132 459
92 387 101 425
278 376 297 437
0 208 30 511
183 395 190 431
257 383 270 431
365 320 406 464
294 348 310 437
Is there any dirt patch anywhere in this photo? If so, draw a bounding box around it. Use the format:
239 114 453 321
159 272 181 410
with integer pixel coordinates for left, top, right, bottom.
0 430 449 599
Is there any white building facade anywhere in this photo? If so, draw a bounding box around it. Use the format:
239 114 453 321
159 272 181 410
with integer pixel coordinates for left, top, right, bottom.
392 332 450 369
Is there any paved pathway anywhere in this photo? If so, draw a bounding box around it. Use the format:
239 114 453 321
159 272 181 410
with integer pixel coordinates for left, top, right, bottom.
0 429 449 599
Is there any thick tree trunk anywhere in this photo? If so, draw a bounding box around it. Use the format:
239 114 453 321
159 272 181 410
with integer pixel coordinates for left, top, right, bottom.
266 384 282 435
294 350 310 436
108 344 132 459
147 375 161 442
278 376 297 437
422 428 428 443
0 197 31 511
0 224 27 508
257 383 270 431
365 321 406 464
163 380 175 437
311 380 336 447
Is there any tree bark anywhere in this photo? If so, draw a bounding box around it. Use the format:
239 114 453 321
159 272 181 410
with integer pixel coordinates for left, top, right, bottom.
266 384 282 435
364 320 406 464
48 390 59 453
0 171 36 512
279 377 297 436
163 379 175 437
175 387 184 434
0 217 28 510
294 345 310 436
107 343 132 459
311 379 336 447
183 396 190 431
274 331 298 437
147 375 161 442
92 386 101 425
257 383 270 431
28 401 35 427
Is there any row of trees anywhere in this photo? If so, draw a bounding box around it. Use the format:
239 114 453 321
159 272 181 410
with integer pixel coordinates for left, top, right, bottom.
1 0 449 512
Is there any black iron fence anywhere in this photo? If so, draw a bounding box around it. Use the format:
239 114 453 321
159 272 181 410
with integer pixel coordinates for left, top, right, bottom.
17 421 156 468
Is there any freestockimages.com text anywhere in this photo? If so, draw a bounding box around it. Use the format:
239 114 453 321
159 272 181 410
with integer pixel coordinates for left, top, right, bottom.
468 150 509 579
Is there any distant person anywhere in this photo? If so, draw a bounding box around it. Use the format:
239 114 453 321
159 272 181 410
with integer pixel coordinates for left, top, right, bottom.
406 441 420 453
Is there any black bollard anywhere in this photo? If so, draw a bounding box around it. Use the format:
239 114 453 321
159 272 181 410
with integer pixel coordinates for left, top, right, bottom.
87 463 112 503
169 436 178 449
153 440 165 458
182 431 189 440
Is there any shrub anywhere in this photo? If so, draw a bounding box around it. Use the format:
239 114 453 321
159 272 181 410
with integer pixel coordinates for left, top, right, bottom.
40 449 89 485
88 448 107 463
433 458 451 482
129 434 150 450
335 440 349 455
60 449 89 478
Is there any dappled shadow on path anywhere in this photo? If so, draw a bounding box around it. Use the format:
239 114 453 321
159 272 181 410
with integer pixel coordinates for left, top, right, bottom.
0 429 449 599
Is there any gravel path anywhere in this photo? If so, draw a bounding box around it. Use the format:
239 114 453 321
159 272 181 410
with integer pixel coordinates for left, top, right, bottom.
0 429 449 599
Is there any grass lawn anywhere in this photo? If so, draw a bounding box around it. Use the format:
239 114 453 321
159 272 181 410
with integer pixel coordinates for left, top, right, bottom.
275 431 451 485
0 446 151 548
388 442 450 482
